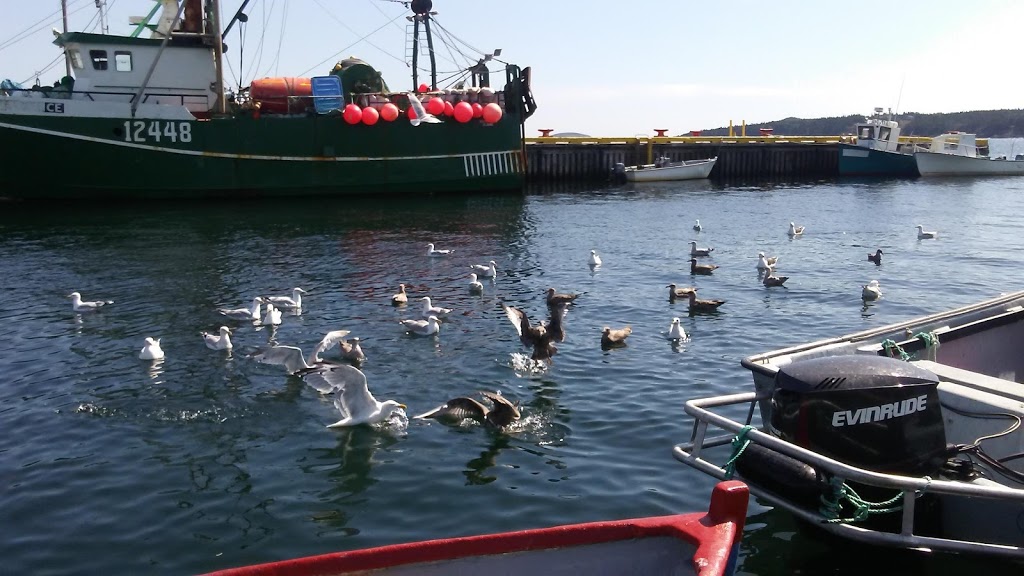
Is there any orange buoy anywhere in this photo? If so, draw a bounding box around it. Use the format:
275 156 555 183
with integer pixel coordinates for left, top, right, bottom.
343 104 362 124
249 77 312 114
482 103 502 123
453 101 473 123
381 102 399 121
361 106 380 125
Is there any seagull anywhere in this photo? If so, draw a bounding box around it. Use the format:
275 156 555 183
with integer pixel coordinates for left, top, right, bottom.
667 284 697 302
762 268 789 287
916 225 937 239
253 330 353 378
400 315 441 336
217 297 265 321
426 243 453 257
502 303 566 361
470 260 497 279
757 252 780 270
407 91 442 126
267 287 306 310
297 364 407 428
392 284 408 305
788 222 805 237
862 280 882 301
868 249 883 265
202 326 233 350
693 219 702 232
469 273 484 294
545 288 578 307
68 291 113 312
690 258 718 275
262 303 282 326
139 337 164 360
667 317 687 340
601 326 632 348
415 391 521 428
588 249 602 267
687 291 726 312
689 241 714 257
421 296 452 316
339 337 366 364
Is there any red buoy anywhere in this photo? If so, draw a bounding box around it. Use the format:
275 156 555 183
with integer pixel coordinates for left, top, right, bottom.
418 83 430 93
471 102 483 118
453 101 473 123
361 106 380 125
343 104 362 125
444 101 454 116
380 102 399 121
426 97 445 116
482 103 502 123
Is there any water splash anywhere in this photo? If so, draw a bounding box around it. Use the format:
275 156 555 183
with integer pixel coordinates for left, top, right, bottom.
507 352 548 376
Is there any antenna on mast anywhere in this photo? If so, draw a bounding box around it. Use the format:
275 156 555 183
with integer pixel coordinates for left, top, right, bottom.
94 0 109 34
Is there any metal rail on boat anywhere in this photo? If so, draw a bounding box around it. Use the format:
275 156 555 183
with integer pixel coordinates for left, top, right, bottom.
673 391 1024 559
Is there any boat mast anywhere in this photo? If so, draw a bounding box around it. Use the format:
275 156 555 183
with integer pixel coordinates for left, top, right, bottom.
61 0 72 77
208 0 226 113
409 0 437 90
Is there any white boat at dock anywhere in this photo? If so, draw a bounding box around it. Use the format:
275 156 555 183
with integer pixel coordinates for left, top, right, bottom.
675 290 1024 560
616 157 717 183
915 132 1024 176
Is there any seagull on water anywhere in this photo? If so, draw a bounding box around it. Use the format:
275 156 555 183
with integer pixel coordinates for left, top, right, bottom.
690 258 719 275
588 249 602 267
667 283 697 302
267 287 306 310
693 219 702 232
426 243 454 257
862 280 882 301
667 317 687 340
916 225 937 239
601 326 632 348
316 365 407 428
139 337 165 360
217 297 265 321
788 222 805 237
68 291 112 312
339 337 366 364
545 288 579 307
469 273 484 294
757 252 780 270
392 284 408 305
762 267 789 287
202 326 233 350
470 260 497 279
263 303 283 326
690 241 714 257
421 296 452 317
868 249 883 265
687 291 726 312
253 330 354 382
415 391 521 428
400 315 441 336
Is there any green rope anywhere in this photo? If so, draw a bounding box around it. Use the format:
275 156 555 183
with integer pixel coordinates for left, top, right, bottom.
880 339 909 361
722 425 755 479
819 476 904 524
914 331 940 348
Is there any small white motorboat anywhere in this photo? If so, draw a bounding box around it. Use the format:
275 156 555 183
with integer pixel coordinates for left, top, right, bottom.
616 156 717 183
914 131 1024 176
675 289 1024 561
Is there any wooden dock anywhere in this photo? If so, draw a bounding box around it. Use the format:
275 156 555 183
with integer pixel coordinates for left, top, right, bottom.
523 135 918 182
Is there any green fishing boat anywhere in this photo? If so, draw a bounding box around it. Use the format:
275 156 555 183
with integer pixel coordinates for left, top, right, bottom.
0 0 536 200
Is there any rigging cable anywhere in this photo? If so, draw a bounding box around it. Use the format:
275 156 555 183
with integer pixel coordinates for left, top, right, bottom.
297 10 408 77
310 0 406 66
0 0 92 53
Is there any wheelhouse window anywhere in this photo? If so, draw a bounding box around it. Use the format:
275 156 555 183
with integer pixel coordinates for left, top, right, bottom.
114 51 132 72
877 126 892 141
857 125 874 140
68 49 84 69
89 50 108 70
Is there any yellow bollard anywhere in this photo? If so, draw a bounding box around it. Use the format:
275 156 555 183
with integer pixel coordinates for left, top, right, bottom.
728 120 734 138
742 120 746 138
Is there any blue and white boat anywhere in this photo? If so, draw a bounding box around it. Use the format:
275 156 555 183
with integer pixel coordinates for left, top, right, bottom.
838 117 919 177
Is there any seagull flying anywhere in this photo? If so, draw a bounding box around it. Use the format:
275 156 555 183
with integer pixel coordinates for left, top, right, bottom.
68 291 112 312
502 303 567 361
407 92 442 127
253 330 353 381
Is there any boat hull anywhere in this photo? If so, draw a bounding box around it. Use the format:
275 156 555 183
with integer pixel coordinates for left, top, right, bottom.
0 111 525 199
203 481 749 576
625 158 716 182
838 143 918 177
915 151 1024 176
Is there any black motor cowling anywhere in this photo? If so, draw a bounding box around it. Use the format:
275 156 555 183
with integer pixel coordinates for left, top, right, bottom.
770 355 946 477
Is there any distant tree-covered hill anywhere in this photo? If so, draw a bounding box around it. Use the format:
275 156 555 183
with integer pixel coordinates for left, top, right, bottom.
696 109 1024 138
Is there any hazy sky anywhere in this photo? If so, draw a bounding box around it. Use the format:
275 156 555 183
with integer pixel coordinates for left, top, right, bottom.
2 0 1021 135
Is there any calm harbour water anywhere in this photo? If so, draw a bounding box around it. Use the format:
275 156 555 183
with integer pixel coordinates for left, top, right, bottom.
4 163 1024 574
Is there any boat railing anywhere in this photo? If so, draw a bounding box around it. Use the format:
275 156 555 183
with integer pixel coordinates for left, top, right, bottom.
674 391 1024 560
0 86 208 108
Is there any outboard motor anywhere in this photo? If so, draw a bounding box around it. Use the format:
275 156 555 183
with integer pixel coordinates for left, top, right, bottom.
770 355 946 477
610 162 626 184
